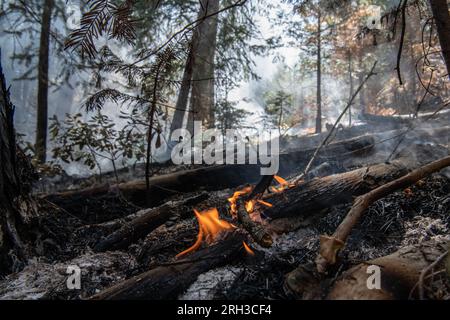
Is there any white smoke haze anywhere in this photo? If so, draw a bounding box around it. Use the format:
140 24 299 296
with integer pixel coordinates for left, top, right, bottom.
1 0 449 177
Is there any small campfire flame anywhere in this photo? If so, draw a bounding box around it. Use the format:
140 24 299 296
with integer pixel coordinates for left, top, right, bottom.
271 175 295 193
176 208 235 258
227 186 252 216
177 175 293 258
243 241 255 256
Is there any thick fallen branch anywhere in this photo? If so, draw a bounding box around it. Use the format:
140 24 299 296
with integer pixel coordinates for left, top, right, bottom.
326 240 448 300
89 231 245 300
43 134 376 213
93 193 208 252
316 155 450 273
262 157 415 219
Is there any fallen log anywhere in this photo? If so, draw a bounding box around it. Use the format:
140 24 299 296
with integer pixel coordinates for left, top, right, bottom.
262 157 414 219
43 134 376 212
89 231 246 300
93 193 209 252
327 240 448 300
315 155 450 273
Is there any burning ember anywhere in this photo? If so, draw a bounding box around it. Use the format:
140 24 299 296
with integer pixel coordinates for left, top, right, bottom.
177 175 292 257
176 208 235 258
242 241 255 256
227 186 253 216
271 175 295 193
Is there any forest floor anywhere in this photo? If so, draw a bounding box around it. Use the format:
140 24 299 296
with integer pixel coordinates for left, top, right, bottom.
1 118 449 300
1 164 449 299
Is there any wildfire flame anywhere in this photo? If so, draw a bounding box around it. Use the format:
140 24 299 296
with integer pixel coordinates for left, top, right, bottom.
243 241 255 256
176 208 235 258
227 186 252 216
177 175 291 257
270 175 295 193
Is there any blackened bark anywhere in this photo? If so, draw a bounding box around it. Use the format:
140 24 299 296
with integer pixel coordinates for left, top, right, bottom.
35 0 54 163
90 232 246 300
0 55 37 275
429 0 450 79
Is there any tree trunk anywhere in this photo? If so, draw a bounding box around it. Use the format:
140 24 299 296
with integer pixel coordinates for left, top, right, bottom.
0 56 37 275
169 44 195 135
189 0 219 129
348 51 353 126
315 9 322 133
35 0 54 163
428 0 450 79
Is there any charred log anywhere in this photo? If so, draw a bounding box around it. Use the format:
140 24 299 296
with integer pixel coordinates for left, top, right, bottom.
89 232 245 300
262 157 417 219
93 193 208 252
44 135 376 213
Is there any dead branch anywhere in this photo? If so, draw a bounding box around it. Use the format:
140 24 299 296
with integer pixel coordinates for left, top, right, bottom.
326 240 448 300
417 250 449 300
316 155 450 273
236 200 273 247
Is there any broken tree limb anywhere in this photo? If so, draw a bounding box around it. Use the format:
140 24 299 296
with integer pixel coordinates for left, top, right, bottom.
326 240 448 300
93 192 209 252
316 155 450 273
89 231 246 300
236 200 273 248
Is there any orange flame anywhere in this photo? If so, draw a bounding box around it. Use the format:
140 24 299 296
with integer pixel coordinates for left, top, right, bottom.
176 208 234 258
243 241 255 256
257 199 273 207
227 186 252 216
177 175 289 258
271 175 294 193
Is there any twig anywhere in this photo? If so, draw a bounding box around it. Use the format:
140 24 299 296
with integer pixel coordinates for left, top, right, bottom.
292 61 378 184
417 250 448 300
